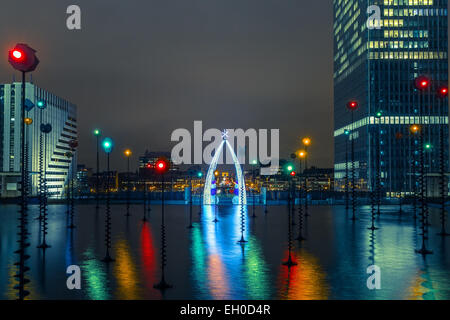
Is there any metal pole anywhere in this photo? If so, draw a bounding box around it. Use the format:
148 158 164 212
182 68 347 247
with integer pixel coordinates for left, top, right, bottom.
351 110 357 221
296 158 305 241
96 135 100 209
102 153 114 262
126 157 130 217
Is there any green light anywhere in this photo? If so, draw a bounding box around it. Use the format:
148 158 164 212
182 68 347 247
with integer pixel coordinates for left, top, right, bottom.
252 160 258 165
425 144 432 150
198 172 203 178
102 137 114 153
94 129 101 136
36 100 46 109
344 129 350 135
376 110 383 118
287 165 293 172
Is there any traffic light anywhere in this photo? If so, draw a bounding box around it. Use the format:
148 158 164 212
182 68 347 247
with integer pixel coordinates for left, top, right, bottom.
8 44 39 73
375 110 383 118
290 171 296 177
155 157 170 174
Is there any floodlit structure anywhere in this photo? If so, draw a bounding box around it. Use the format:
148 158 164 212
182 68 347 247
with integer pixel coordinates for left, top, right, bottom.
203 130 247 205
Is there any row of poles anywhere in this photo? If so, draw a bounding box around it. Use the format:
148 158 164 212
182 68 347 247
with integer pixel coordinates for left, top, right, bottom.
343 76 449 256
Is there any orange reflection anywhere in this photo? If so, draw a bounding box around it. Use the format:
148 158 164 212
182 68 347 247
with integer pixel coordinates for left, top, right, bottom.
278 248 329 300
207 253 229 299
114 238 140 299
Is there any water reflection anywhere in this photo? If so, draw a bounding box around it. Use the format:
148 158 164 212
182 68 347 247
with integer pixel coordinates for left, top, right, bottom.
0 204 450 300
278 248 329 300
113 236 140 299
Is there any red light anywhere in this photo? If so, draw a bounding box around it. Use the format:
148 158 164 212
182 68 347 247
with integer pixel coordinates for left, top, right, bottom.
346 101 359 111
415 76 430 90
439 86 448 97
290 171 296 177
12 50 23 60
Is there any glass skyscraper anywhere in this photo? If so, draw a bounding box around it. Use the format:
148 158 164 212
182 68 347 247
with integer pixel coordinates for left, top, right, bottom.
333 0 448 196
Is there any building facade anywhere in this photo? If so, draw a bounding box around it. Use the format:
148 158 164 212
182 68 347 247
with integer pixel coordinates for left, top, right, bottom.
0 82 77 198
333 0 448 196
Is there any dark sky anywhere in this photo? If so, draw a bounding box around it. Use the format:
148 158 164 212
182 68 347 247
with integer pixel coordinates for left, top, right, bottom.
0 0 334 171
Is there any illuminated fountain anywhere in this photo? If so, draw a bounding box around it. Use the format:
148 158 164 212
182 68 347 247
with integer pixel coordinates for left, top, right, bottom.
203 130 247 205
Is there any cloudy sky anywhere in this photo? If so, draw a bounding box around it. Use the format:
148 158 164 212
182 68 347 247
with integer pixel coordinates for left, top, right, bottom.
0 0 334 171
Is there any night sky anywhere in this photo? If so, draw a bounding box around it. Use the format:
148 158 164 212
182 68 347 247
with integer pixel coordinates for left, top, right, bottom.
0 0 334 171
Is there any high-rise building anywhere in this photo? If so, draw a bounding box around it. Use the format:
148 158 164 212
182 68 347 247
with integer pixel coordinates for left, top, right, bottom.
0 82 77 198
333 0 448 196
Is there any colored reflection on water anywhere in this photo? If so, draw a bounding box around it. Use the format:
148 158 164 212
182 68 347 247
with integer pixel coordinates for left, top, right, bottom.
113 236 141 299
1 204 450 300
277 247 329 300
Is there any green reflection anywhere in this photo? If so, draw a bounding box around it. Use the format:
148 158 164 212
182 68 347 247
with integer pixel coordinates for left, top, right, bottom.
81 247 109 300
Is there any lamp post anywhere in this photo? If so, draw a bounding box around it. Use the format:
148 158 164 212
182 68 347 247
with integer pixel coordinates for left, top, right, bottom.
37 122 52 249
93 129 101 209
296 150 306 241
283 165 297 268
8 44 39 301
302 138 311 217
410 124 420 220
102 137 115 262
437 85 449 236
154 157 172 291
414 76 433 255
251 159 258 218
197 171 203 215
124 149 132 217
346 101 359 221
68 140 78 229
375 110 383 216
344 129 350 210
187 168 195 229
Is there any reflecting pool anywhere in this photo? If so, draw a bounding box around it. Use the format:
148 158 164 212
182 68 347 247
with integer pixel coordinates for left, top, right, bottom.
1 204 449 300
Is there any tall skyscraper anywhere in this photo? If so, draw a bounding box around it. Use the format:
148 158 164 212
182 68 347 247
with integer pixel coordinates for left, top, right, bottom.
0 82 77 198
333 0 448 196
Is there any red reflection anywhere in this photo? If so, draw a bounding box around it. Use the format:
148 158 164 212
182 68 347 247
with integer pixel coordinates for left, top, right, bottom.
278 250 329 300
141 222 157 291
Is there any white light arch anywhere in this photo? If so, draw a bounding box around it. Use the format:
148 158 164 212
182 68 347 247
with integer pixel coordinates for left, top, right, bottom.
203 131 247 205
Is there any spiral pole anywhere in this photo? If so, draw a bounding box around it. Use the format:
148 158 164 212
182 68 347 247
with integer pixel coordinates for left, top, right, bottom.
102 153 114 262
238 185 247 244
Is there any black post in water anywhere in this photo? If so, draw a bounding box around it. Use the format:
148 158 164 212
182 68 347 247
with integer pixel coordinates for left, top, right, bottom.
38 130 51 249
187 175 193 229
94 130 101 209
296 156 305 241
345 129 350 210
414 77 433 255
102 137 115 262
142 181 148 222
154 169 172 290
437 86 449 236
351 110 357 221
125 151 131 217
369 128 379 232
283 177 297 268
8 43 39 300
16 71 30 300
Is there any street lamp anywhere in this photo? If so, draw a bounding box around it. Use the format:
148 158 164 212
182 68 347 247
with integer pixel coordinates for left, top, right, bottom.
296 150 306 241
344 129 350 210
102 137 115 262
93 129 101 209
8 43 39 301
375 111 383 216
251 160 258 218
282 162 297 268
124 149 132 217
414 76 433 255
346 101 359 221
37 123 52 249
154 157 172 291
302 137 312 217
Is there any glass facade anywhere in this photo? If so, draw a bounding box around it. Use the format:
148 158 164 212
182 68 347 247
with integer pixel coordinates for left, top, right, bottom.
334 0 448 196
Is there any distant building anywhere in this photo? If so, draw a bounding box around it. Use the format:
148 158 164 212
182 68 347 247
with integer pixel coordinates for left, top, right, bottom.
138 150 179 177
303 167 334 192
0 82 77 198
76 165 91 197
333 2 448 196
